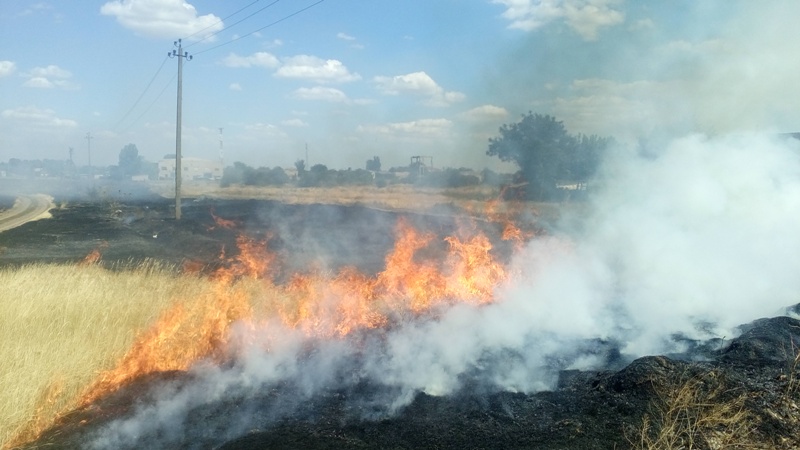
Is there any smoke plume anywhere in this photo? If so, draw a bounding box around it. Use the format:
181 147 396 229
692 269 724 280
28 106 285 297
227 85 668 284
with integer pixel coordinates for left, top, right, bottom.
87 131 800 449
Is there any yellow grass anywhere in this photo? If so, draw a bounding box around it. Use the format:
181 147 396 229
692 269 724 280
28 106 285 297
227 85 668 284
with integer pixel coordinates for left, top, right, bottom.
151 180 503 212
633 370 759 450
149 180 567 223
0 261 214 448
0 184 568 448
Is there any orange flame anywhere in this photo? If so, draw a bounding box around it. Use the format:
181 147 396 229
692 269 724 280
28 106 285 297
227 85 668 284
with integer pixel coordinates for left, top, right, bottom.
76 216 521 408
79 241 108 266
209 208 239 230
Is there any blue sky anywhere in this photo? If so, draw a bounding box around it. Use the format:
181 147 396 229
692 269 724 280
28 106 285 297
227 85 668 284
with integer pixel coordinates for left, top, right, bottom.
1 0 799 170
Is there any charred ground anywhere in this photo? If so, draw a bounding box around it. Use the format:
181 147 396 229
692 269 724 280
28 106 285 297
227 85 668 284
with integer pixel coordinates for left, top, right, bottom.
4 184 800 450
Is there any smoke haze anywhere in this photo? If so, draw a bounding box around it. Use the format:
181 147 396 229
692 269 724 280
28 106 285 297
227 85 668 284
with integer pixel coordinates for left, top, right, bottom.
87 131 800 449
80 2 800 447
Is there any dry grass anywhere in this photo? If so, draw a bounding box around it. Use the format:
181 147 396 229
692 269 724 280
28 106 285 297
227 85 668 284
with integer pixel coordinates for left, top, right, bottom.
633 370 760 450
149 180 568 224
0 261 215 448
151 181 512 214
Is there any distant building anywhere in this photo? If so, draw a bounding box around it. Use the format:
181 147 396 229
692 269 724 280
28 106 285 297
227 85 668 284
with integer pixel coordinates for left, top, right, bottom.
158 156 223 180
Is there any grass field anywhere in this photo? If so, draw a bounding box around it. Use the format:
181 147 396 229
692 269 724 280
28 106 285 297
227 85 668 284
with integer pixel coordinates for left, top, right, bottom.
0 183 545 449
0 261 215 448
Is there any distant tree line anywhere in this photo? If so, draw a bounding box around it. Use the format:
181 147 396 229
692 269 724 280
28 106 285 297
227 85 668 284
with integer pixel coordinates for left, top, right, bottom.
3 112 609 203
0 143 159 181
219 160 514 191
221 162 290 187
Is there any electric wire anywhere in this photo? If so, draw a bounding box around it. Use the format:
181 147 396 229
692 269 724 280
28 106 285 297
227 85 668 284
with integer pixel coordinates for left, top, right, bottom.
184 0 282 49
193 0 327 56
113 0 327 135
113 56 169 131
182 0 263 43
121 72 177 134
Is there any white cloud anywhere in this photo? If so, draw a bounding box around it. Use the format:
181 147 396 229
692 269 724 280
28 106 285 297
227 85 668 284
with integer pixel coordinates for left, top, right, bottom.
629 18 654 32
100 0 223 41
275 55 361 84
336 32 364 49
292 86 348 102
373 71 465 107
358 118 453 138
493 0 624 41
0 61 17 77
221 52 280 69
459 104 510 122
16 2 58 18
26 65 71 78
280 118 308 127
21 65 76 90
242 122 289 140
546 78 674 138
23 77 55 89
544 2 800 139
229 83 242 91
1 106 77 127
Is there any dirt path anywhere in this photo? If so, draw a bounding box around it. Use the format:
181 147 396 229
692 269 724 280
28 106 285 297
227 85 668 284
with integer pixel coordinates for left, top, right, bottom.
0 194 55 232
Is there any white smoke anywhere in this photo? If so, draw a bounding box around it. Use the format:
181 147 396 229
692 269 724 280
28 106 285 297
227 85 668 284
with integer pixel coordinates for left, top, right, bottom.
87 131 800 448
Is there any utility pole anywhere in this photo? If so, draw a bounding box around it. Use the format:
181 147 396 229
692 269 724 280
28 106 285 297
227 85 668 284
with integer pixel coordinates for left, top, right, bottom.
218 127 224 165
85 132 93 171
169 39 192 220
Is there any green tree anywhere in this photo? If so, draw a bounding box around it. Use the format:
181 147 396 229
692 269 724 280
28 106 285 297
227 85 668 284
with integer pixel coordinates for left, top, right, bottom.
118 144 142 178
246 166 289 186
294 159 306 178
221 161 249 187
366 156 381 171
487 113 609 200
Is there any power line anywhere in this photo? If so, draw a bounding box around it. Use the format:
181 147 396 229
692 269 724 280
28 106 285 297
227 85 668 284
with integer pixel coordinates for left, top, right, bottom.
112 0 327 133
184 0 282 49
121 72 177 134
194 0 328 56
85 132 93 168
113 56 169 131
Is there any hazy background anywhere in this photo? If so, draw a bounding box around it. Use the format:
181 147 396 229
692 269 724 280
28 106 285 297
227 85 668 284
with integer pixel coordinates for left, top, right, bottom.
2 1 799 171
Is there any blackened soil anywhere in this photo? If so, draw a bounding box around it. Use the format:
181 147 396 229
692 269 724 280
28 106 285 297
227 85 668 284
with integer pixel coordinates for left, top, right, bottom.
0 195 522 276
22 316 800 450
7 192 800 450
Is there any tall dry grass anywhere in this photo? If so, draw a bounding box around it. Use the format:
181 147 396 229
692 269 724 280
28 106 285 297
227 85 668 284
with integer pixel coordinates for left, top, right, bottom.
150 181 515 215
633 370 759 450
0 262 214 448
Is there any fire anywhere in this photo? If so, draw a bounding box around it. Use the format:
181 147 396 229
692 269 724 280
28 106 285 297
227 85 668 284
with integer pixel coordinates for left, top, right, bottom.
79 241 108 266
483 190 535 246
75 215 523 408
209 208 239 230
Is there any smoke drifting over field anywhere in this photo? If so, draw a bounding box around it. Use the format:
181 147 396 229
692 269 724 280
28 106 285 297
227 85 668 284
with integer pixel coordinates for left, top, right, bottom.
86 132 800 449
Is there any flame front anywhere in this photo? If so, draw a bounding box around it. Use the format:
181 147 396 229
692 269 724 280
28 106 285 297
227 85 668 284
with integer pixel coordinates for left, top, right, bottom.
77 216 519 407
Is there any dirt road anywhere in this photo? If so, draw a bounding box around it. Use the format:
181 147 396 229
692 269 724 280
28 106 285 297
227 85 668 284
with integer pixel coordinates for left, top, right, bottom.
0 194 55 232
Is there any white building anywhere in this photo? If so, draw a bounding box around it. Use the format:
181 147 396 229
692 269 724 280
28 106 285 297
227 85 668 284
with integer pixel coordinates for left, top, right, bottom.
158 157 223 180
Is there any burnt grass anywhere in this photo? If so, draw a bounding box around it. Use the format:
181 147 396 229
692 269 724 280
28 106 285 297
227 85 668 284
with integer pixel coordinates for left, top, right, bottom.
4 183 800 450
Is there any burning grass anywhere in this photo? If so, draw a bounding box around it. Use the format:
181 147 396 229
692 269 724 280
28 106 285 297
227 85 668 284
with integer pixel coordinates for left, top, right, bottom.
0 261 217 447
1 215 522 449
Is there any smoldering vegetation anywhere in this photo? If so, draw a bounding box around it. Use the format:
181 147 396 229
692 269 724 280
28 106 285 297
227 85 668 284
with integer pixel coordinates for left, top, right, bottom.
13 132 800 449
